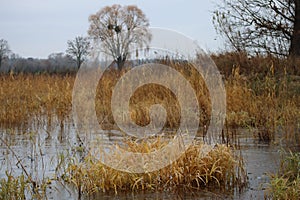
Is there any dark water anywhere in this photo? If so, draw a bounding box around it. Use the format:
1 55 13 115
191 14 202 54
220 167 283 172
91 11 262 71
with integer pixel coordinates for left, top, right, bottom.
0 120 290 200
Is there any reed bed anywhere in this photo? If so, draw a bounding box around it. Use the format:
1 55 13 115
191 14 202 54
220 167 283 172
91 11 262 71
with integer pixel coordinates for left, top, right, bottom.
225 62 300 142
65 137 247 197
0 73 73 128
1 55 299 142
95 61 211 130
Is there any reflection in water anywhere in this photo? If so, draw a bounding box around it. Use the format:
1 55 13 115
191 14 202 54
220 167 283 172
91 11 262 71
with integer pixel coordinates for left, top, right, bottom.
0 118 291 199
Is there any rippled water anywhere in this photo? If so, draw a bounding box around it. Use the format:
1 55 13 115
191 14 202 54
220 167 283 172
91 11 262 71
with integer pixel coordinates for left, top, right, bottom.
0 119 291 200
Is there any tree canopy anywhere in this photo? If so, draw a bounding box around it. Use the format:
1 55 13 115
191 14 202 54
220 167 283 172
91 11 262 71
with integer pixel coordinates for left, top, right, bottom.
88 4 152 70
66 36 91 69
213 0 300 57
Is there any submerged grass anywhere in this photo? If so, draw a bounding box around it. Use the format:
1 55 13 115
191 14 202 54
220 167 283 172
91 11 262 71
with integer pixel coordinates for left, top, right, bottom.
266 150 300 200
65 138 247 197
0 135 52 200
0 172 26 200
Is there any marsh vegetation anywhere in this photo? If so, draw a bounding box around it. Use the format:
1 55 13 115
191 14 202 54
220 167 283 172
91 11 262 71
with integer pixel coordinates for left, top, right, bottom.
0 53 299 199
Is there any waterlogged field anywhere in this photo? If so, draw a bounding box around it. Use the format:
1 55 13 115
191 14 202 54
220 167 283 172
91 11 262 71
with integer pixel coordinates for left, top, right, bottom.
0 55 299 199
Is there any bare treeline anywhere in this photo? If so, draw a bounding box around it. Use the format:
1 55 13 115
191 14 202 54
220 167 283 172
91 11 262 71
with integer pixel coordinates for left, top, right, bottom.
0 53 77 74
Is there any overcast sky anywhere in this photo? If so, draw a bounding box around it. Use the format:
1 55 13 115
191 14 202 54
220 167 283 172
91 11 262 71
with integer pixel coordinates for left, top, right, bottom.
0 0 224 58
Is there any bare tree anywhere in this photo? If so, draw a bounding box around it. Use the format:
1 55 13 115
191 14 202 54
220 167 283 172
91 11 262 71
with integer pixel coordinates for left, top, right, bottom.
213 0 300 57
88 4 152 70
66 36 91 69
0 39 11 69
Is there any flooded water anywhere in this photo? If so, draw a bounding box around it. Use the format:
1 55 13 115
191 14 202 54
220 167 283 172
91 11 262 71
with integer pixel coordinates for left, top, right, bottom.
0 119 294 200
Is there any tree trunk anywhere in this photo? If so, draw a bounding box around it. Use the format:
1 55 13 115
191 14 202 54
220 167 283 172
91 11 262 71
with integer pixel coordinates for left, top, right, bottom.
77 57 82 69
290 0 300 57
77 59 80 69
116 56 126 71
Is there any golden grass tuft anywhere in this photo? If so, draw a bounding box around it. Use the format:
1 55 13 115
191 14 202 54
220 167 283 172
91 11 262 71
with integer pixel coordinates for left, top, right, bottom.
65 138 247 196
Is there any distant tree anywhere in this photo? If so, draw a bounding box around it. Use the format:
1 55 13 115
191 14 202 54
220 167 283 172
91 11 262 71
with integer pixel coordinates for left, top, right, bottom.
66 36 91 69
88 4 152 70
213 0 300 57
0 39 11 69
48 52 76 73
